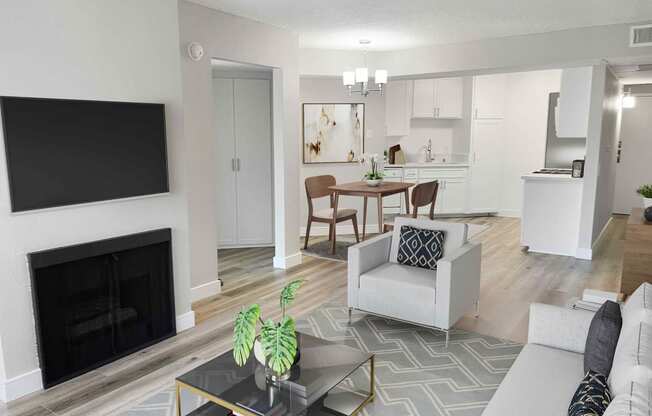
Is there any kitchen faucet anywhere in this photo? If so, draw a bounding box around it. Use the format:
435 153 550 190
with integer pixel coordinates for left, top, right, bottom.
424 139 432 162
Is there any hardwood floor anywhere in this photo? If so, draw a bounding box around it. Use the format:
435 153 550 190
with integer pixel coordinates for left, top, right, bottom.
0 216 624 416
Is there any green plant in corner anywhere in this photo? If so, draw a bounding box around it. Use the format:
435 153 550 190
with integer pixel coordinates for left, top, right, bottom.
637 184 652 199
232 279 305 376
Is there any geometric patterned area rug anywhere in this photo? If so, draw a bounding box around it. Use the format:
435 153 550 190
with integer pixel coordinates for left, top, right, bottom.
119 302 521 416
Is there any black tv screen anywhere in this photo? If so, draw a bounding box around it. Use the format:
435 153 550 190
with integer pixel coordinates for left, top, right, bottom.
1 96 169 212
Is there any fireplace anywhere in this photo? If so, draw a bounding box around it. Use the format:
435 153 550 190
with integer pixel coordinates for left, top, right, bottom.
28 229 176 388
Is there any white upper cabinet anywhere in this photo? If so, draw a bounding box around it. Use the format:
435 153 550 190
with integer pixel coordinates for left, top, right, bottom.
473 74 506 119
411 78 463 119
435 77 464 119
385 80 412 137
412 79 436 118
556 66 593 138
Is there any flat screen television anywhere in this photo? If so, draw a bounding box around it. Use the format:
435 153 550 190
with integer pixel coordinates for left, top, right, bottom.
1 96 169 212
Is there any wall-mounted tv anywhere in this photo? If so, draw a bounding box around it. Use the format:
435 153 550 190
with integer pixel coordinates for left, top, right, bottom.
1 96 169 212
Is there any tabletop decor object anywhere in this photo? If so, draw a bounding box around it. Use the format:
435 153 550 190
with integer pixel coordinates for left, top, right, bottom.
233 279 304 381
359 153 384 186
637 184 652 208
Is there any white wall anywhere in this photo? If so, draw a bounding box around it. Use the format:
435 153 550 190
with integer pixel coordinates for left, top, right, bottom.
301 21 652 78
0 0 192 400
299 77 385 234
578 64 622 258
592 69 620 240
178 1 301 270
499 69 562 216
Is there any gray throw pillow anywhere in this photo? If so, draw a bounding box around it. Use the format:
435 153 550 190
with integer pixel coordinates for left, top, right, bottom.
584 300 622 378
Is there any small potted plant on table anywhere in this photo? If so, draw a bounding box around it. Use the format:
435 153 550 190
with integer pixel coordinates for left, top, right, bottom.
233 280 304 382
637 184 652 209
360 153 384 187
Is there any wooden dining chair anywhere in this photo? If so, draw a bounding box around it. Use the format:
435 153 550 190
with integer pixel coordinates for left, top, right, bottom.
383 180 439 232
304 175 360 253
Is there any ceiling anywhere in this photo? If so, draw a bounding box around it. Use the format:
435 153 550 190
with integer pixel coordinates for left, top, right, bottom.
190 0 652 50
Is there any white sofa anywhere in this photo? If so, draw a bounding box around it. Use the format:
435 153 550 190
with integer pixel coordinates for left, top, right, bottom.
483 283 652 416
347 217 482 345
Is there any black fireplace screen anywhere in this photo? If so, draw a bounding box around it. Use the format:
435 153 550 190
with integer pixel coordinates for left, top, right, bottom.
29 229 176 388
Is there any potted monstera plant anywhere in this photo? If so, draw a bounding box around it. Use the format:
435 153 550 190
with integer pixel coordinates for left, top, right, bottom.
233 280 304 381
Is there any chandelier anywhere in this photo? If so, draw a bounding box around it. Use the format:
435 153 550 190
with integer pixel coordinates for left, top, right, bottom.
342 40 388 96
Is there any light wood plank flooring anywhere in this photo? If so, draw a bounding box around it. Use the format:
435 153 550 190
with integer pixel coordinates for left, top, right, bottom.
0 216 624 416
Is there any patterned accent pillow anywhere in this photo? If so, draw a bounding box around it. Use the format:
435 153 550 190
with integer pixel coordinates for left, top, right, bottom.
396 225 445 270
569 370 612 416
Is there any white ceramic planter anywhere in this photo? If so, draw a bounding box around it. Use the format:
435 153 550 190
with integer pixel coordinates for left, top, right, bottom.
644 197 652 209
253 338 266 366
366 179 382 187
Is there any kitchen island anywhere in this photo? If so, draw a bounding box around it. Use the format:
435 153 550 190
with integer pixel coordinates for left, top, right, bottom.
521 173 585 258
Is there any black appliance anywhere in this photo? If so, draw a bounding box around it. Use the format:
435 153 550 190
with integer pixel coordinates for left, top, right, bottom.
0 96 169 212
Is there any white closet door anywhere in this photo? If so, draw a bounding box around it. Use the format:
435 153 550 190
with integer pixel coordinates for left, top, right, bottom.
213 78 238 246
234 79 273 245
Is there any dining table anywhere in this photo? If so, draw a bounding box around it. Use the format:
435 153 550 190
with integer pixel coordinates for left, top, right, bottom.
327 181 415 253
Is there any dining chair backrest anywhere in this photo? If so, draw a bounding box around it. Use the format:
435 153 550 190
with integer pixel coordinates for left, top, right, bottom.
305 175 336 212
410 180 439 219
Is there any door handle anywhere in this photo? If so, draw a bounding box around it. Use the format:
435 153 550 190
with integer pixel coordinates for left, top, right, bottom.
231 158 235 171
236 158 241 171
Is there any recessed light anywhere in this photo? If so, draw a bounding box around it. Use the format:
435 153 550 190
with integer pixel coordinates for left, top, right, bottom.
359 39 371 45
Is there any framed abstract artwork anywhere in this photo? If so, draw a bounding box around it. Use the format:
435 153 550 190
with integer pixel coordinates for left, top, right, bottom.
302 103 365 164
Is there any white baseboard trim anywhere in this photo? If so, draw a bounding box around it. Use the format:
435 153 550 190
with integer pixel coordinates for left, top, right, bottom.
496 209 521 218
301 224 379 237
575 216 613 261
190 279 221 303
273 252 302 269
176 311 196 333
1 368 42 402
575 247 593 260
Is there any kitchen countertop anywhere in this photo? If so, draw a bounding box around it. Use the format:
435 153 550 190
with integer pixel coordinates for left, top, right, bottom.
521 173 583 182
385 163 469 168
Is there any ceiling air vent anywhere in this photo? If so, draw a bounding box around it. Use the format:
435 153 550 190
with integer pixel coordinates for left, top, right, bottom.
631 24 652 47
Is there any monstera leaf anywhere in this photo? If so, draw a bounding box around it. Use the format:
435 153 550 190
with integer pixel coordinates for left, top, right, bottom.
261 316 297 375
280 279 305 314
233 304 261 366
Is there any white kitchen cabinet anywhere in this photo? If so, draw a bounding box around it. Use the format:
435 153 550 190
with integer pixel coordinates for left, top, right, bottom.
435 78 464 119
411 78 463 119
556 66 592 138
384 166 468 215
385 80 412 136
382 168 404 213
473 74 506 119
412 79 436 118
467 119 503 213
441 178 467 213
214 78 274 248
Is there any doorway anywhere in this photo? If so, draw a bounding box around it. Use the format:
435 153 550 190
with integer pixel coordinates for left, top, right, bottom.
613 93 652 214
212 59 275 287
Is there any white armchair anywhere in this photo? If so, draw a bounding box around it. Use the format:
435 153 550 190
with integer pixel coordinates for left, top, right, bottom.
347 217 482 346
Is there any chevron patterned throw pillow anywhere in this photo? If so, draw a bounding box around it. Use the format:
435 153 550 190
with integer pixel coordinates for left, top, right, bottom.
568 370 612 416
396 225 445 270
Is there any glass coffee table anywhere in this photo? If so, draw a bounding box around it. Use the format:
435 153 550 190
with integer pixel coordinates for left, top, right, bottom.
176 333 375 416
